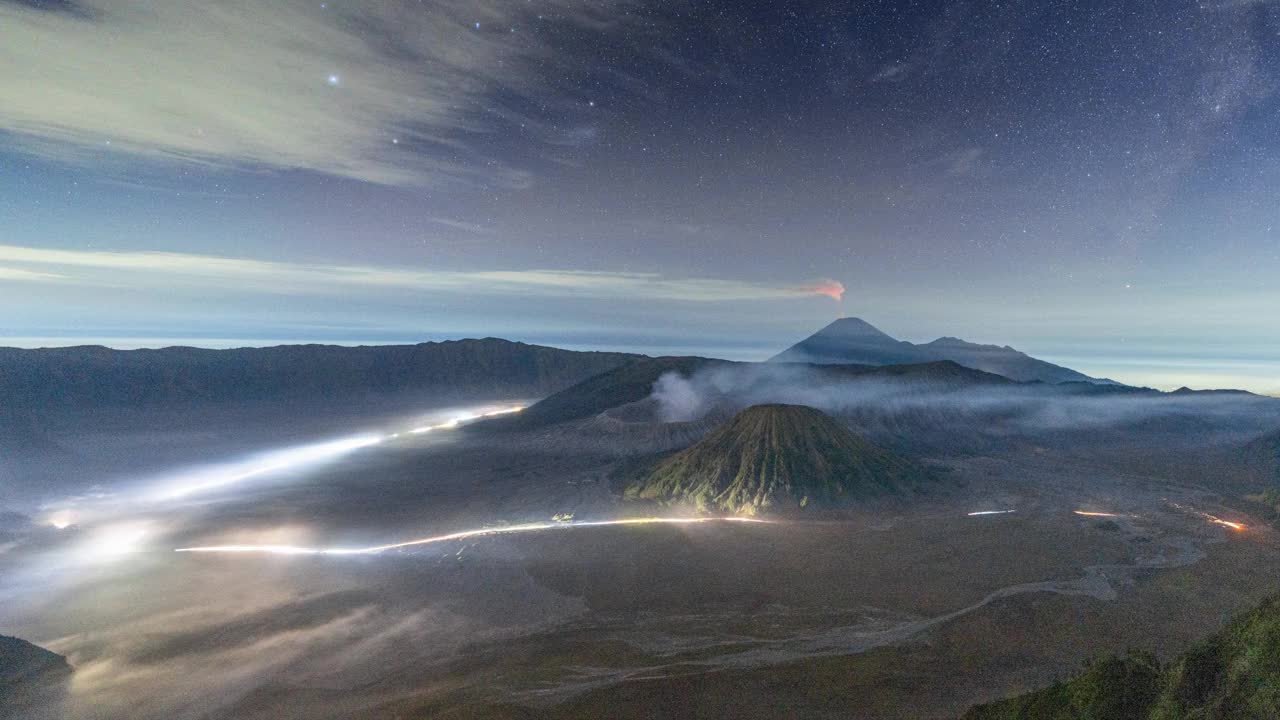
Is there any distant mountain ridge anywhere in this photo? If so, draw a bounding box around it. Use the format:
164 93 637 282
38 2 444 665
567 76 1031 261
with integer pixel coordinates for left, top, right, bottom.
472 357 1021 436
770 317 1111 385
0 338 640 411
474 356 731 432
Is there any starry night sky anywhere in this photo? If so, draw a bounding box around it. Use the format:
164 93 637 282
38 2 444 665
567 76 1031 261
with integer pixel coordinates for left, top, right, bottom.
2 0 1278 391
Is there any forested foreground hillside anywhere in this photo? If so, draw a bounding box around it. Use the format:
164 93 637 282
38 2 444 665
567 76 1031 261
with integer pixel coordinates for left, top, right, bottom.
964 594 1280 719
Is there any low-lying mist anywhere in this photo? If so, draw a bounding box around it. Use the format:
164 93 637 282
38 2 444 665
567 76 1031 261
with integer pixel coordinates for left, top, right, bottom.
649 363 1280 443
0 400 594 720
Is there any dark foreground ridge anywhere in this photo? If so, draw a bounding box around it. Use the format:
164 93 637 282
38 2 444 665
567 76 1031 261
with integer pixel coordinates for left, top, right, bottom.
627 403 931 514
0 635 71 702
963 593 1280 719
1245 429 1280 482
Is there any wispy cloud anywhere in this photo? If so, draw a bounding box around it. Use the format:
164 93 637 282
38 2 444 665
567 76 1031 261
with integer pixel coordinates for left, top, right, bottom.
944 147 985 177
0 266 67 282
0 0 647 185
871 63 910 83
0 244 843 303
425 217 494 235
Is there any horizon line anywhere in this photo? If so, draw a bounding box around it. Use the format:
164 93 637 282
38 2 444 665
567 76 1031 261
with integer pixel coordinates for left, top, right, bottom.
1 334 1276 398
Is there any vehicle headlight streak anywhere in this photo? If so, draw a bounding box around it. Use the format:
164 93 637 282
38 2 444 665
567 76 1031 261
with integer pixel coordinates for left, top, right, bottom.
1166 502 1247 531
1203 515 1246 531
173 516 773 556
406 406 523 435
149 405 524 501
155 435 385 500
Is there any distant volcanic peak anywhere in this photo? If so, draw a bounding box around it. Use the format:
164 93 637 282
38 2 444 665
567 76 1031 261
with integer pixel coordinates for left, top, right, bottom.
818 317 897 341
769 317 919 366
628 403 929 515
772 317 1104 385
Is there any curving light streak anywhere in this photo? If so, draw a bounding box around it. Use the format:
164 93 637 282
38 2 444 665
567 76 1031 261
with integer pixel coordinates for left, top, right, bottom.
149 405 524 502
406 406 523 435
174 516 772 556
154 435 384 500
1167 502 1247 532
1206 515 1246 531
967 510 1015 516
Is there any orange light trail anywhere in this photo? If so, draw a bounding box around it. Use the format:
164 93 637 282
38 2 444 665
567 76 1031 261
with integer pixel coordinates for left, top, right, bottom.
1206 515 1246 531
173 516 772 556
1166 502 1247 532
1073 510 1124 518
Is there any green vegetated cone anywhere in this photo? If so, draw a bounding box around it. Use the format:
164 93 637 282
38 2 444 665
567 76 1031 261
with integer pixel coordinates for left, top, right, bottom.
627 403 931 515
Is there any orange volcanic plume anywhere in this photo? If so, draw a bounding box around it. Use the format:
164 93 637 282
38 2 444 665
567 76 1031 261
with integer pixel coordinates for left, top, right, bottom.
804 278 845 301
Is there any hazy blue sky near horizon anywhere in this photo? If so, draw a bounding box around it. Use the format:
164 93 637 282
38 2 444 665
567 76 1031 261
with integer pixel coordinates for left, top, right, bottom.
2 0 1278 393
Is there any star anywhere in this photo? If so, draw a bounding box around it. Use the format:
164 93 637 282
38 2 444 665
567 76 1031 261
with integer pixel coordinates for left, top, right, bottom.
327 74 340 86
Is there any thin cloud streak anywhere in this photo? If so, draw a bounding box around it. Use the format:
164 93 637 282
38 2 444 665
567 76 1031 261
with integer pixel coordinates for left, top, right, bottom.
0 244 843 304
0 266 68 282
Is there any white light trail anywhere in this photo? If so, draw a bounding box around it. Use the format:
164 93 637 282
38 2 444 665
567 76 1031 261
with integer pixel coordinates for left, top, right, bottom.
405 406 523 435
174 516 772 556
967 510 1015 516
148 405 524 501
1073 510 1125 518
153 434 384 500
